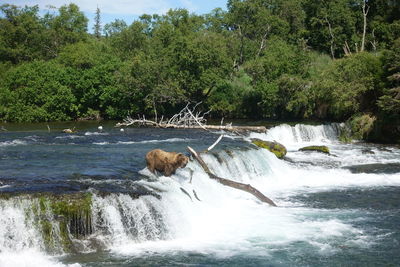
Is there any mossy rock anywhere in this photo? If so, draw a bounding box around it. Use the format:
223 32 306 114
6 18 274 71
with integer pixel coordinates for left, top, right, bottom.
36 192 93 253
299 145 330 154
251 138 287 159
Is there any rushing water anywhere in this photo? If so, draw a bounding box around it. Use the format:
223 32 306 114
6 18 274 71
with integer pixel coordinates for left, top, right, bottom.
0 122 399 267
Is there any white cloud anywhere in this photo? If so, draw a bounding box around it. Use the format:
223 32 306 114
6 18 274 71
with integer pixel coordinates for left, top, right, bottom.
9 0 172 15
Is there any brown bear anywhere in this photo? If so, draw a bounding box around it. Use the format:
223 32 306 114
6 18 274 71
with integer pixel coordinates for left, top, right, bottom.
145 149 189 176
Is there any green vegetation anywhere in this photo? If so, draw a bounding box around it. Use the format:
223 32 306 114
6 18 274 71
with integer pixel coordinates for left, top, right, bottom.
251 138 287 158
299 145 330 154
0 1 399 142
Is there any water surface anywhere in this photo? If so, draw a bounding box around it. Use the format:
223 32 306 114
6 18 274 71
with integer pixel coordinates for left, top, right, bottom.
0 122 399 267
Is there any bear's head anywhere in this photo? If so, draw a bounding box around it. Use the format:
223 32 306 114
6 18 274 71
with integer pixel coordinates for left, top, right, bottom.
176 153 189 168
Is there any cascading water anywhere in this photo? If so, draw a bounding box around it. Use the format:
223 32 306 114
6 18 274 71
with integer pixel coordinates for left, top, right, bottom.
0 123 399 266
250 123 343 148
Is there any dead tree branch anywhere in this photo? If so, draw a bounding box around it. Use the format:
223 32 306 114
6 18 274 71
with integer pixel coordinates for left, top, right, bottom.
115 102 267 133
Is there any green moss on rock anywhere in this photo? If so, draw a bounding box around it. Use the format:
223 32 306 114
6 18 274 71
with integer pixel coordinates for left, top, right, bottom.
251 138 287 159
29 193 92 253
299 145 330 154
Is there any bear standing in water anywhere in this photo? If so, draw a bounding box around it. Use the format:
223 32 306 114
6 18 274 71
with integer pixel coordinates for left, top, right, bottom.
146 149 189 176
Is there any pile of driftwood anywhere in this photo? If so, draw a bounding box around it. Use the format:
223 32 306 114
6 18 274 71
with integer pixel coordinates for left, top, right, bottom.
115 103 266 134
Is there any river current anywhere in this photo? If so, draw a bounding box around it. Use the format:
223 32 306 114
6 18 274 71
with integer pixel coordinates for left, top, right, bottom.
0 122 399 266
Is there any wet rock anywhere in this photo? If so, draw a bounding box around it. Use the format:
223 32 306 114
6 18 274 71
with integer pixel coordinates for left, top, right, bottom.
342 163 400 174
251 138 287 159
378 147 392 152
361 148 375 154
299 145 330 154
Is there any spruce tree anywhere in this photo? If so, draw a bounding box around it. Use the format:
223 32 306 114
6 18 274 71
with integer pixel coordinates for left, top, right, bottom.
93 7 101 38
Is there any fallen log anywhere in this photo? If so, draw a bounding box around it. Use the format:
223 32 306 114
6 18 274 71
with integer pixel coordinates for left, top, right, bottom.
187 146 277 207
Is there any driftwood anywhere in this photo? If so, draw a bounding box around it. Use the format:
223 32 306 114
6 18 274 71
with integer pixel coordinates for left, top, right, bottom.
187 146 277 207
115 103 266 133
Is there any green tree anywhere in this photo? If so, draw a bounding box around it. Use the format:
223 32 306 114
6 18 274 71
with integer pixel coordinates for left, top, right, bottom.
227 0 290 63
0 61 77 122
378 38 400 117
42 3 88 57
93 7 101 39
303 0 358 58
57 41 121 119
313 52 383 120
0 4 46 63
103 19 127 37
244 38 310 118
107 21 148 59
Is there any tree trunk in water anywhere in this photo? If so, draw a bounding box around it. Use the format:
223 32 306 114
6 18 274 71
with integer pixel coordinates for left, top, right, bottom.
187 146 277 207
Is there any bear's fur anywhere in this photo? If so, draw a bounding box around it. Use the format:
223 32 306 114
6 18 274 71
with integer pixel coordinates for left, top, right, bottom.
145 149 189 176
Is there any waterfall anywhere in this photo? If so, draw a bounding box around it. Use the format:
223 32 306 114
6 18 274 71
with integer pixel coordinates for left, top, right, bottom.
0 148 283 261
90 194 169 247
249 123 343 147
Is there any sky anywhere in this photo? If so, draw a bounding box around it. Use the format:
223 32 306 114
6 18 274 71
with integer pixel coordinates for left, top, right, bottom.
4 0 228 32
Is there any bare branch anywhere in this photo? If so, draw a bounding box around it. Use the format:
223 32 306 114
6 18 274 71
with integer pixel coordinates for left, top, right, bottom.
361 0 369 52
206 135 224 152
115 102 267 133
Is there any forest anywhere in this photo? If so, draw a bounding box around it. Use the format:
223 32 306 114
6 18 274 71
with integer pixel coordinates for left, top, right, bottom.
0 0 399 143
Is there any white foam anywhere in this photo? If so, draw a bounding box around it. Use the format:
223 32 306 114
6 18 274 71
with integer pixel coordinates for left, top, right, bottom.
93 142 109 145
0 250 79 267
55 135 84 140
0 140 27 147
84 132 109 136
91 138 193 146
112 169 368 258
110 144 396 257
117 138 194 145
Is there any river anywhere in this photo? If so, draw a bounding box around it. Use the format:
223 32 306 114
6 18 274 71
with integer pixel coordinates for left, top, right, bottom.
0 122 399 266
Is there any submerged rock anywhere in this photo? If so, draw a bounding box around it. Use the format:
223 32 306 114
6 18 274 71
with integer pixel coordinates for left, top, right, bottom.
299 145 330 154
343 163 400 174
251 138 287 159
361 148 375 154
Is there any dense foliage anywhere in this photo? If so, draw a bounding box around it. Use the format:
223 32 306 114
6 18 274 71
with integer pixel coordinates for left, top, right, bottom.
0 1 399 141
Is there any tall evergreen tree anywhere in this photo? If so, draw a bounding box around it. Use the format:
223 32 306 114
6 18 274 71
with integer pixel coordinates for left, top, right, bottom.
93 7 101 38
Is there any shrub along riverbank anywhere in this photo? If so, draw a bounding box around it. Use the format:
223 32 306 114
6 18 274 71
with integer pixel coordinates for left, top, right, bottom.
0 1 399 143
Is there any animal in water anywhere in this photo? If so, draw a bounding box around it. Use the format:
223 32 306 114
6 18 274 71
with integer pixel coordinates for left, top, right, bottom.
145 149 189 176
98 126 103 131
120 128 124 132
